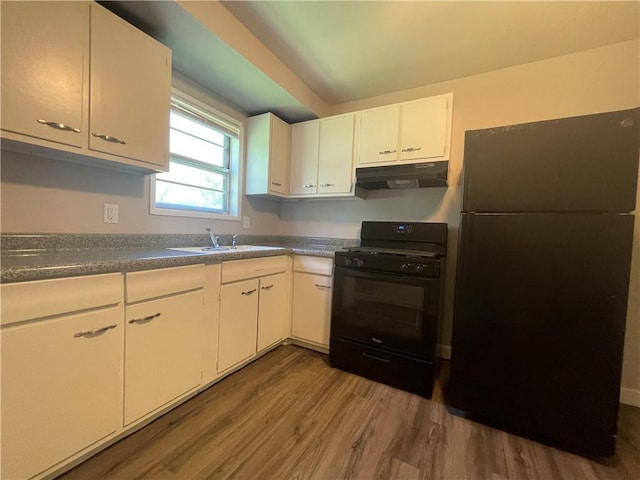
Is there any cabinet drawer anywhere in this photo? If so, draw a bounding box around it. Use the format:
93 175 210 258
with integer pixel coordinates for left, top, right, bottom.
293 255 333 276
221 256 287 284
1 273 122 326
126 265 204 303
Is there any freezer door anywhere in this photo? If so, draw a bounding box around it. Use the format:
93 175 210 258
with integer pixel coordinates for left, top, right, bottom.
462 108 639 213
447 212 634 456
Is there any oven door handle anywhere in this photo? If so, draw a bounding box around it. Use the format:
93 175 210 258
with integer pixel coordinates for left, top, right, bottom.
362 351 391 363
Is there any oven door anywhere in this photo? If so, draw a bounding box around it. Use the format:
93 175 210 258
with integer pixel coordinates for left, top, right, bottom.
331 266 440 360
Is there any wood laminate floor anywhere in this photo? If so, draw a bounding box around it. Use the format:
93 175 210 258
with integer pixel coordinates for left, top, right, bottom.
59 345 640 480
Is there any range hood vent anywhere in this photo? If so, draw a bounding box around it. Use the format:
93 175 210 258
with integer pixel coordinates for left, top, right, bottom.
356 161 448 190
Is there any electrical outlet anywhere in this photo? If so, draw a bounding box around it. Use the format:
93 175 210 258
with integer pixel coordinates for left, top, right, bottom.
104 203 119 224
242 216 251 229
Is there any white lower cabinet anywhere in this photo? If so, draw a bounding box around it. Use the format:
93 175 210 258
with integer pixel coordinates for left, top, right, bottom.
291 256 333 348
218 278 260 372
0 253 335 479
257 272 288 352
124 290 203 425
0 273 124 480
124 265 204 425
218 257 289 373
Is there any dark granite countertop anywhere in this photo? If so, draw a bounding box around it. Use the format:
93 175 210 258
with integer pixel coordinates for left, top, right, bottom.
0 235 355 283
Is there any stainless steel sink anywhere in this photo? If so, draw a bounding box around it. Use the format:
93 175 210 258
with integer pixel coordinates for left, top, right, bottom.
166 245 283 254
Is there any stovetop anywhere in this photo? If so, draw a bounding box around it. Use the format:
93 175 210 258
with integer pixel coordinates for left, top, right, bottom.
334 221 447 277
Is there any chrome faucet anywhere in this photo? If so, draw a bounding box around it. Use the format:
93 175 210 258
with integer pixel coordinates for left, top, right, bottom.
231 233 238 249
206 228 220 248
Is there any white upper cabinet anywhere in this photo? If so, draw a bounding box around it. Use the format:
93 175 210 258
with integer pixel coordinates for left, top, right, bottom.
245 112 291 197
400 95 450 161
357 93 453 167
318 114 355 195
89 5 171 168
0 1 171 173
289 121 320 195
358 106 401 165
289 113 356 198
0 2 87 148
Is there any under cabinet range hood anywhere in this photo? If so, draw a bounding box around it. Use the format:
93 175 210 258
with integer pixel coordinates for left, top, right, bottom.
355 161 449 190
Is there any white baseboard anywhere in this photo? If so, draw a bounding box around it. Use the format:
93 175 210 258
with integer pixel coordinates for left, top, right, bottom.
620 387 640 407
437 344 451 360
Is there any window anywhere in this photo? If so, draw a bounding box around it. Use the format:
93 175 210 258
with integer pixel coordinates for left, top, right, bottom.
150 90 242 220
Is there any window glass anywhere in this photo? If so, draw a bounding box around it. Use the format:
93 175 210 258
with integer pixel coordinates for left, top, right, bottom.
150 91 241 220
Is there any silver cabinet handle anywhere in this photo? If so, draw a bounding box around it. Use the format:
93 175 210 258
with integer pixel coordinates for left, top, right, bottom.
315 284 331 289
241 288 257 296
303 184 316 188
261 284 274 291
37 119 80 133
401 147 422 152
372 337 383 344
74 324 117 338
92 132 126 144
271 181 282 187
319 183 334 187
378 149 396 155
128 313 161 324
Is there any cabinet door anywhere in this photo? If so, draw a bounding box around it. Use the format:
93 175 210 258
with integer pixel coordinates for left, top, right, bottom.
269 115 291 195
290 121 320 195
219 279 259 372
400 95 450 161
358 106 400 165
89 4 171 168
291 272 332 346
318 115 355 194
124 290 202 425
257 273 288 352
0 1 87 147
1 307 123 480
268 115 291 195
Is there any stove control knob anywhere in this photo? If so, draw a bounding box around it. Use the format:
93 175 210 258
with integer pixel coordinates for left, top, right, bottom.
356 259 365 268
415 264 423 273
344 257 353 266
401 263 409 272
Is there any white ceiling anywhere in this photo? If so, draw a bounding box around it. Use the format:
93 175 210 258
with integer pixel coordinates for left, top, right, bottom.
102 1 639 123
221 1 640 104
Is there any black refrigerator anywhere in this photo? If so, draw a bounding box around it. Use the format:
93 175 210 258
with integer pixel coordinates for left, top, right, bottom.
447 107 639 457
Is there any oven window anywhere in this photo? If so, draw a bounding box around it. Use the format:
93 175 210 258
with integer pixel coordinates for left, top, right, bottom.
341 276 424 340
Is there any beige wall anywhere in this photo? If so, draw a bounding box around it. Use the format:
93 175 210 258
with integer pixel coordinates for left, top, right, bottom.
280 39 640 402
1 40 638 402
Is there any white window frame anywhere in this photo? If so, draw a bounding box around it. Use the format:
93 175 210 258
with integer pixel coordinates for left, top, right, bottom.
150 88 243 221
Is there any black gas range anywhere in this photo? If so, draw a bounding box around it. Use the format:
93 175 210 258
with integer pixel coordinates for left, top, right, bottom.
330 221 447 397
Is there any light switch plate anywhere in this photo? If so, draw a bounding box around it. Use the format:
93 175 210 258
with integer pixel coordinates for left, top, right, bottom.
243 216 250 229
